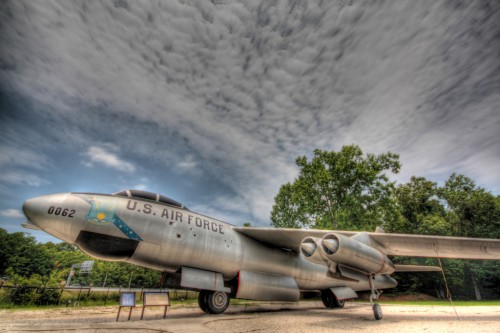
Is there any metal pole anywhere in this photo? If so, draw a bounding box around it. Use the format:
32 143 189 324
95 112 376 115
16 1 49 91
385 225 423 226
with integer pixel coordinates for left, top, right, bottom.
66 266 75 286
128 272 133 290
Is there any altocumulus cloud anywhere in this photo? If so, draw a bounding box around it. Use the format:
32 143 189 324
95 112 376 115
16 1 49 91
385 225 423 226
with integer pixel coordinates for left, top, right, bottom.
0 1 499 231
0 209 24 219
0 171 50 187
83 145 135 173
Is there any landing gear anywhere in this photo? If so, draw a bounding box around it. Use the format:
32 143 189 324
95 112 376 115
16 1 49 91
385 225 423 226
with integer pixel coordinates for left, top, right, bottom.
369 275 383 320
372 303 383 320
321 289 345 309
198 290 209 313
198 290 230 314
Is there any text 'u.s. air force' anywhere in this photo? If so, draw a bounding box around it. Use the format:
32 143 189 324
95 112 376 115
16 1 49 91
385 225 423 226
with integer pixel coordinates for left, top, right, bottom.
126 200 224 234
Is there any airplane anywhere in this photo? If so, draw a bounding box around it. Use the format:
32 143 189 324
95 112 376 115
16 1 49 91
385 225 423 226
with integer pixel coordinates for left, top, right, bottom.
22 189 500 320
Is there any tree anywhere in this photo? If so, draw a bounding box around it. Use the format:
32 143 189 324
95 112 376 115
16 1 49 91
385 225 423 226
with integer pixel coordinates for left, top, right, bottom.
270 183 309 228
438 174 500 299
271 145 401 230
0 229 52 278
392 176 448 235
440 173 500 238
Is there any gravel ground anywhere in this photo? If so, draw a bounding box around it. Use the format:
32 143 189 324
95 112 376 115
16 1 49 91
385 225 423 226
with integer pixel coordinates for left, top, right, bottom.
0 302 499 333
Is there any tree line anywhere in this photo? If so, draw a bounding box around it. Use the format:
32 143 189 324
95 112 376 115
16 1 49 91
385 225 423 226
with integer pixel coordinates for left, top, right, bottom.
0 230 161 289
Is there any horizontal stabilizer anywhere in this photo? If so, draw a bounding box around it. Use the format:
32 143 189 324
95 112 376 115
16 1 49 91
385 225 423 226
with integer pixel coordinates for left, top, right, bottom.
394 265 442 272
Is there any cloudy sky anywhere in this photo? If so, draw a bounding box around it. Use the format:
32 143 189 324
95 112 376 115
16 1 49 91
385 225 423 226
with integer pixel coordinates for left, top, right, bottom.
1 1 499 243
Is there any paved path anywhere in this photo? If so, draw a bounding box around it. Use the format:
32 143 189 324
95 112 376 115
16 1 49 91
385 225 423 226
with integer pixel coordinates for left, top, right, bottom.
1 302 499 332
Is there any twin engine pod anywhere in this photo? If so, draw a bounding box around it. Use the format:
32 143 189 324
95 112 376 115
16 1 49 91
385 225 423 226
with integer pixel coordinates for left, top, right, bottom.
300 233 395 275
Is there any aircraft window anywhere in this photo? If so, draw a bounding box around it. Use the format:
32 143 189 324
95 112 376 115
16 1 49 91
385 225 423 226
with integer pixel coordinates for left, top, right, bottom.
114 190 130 197
158 195 183 208
129 190 158 201
113 189 187 209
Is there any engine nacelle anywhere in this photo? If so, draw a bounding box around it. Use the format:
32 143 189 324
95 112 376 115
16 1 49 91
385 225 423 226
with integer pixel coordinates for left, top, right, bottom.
319 233 394 275
300 237 326 265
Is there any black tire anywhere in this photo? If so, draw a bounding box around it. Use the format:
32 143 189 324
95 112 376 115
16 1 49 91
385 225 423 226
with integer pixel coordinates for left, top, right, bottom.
198 290 210 313
206 291 230 314
321 290 345 308
373 303 383 320
335 298 345 308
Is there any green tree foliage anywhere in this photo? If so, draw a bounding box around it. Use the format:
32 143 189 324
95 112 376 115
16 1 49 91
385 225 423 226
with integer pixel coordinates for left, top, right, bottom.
271 145 401 230
390 174 500 299
438 174 500 300
0 228 161 292
440 173 500 238
0 229 52 278
391 176 448 235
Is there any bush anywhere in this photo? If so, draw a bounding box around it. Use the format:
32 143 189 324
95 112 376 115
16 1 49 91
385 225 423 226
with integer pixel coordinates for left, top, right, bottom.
37 288 61 305
10 286 40 305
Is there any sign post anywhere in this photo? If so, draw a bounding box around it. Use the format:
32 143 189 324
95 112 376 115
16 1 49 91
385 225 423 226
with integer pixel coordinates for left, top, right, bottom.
117 292 136 321
141 292 170 320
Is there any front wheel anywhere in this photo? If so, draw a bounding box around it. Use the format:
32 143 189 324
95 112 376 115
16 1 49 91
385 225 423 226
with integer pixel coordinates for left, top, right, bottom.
206 291 230 314
372 303 383 320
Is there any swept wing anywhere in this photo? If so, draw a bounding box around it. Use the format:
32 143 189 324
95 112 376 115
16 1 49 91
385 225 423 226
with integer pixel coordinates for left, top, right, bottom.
234 227 500 260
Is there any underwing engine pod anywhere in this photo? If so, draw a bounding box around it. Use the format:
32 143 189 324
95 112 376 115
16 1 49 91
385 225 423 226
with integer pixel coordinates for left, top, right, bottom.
300 237 326 265
320 233 395 275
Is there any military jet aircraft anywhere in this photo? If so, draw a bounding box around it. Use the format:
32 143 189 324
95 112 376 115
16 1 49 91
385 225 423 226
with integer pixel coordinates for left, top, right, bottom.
22 189 500 320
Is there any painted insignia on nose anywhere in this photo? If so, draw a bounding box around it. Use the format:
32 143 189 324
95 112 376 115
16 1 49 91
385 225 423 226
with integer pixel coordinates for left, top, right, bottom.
86 200 116 225
79 195 143 241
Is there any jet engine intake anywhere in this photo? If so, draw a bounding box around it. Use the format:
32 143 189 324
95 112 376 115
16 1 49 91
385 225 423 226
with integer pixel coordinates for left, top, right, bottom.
300 237 326 265
75 231 139 261
320 233 394 275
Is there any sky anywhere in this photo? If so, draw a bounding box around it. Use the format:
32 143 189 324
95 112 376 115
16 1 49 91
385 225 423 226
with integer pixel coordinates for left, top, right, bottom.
1 1 499 243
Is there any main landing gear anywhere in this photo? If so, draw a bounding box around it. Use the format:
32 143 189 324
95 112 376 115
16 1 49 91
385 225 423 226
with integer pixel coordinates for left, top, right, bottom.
321 289 345 309
369 274 383 320
198 290 230 314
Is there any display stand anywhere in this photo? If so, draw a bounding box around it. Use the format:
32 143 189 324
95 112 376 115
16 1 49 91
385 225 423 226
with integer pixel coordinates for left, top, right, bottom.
141 292 170 320
116 292 136 321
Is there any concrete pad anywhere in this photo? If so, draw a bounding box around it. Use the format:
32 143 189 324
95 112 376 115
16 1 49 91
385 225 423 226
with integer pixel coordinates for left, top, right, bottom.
1 302 499 332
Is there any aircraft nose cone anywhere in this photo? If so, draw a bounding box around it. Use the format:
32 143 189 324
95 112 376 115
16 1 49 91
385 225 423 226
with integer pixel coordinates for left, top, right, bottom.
22 197 40 225
22 193 84 243
22 194 67 228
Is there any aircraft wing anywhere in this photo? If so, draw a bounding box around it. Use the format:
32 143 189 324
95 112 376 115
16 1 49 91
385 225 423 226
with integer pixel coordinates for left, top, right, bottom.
233 227 500 260
367 233 500 259
233 227 355 252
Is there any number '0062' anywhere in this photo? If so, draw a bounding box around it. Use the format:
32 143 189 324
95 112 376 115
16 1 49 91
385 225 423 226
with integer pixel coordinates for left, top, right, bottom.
47 206 75 217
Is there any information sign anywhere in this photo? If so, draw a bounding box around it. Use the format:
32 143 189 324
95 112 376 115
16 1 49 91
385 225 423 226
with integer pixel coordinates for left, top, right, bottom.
117 292 136 321
141 292 170 319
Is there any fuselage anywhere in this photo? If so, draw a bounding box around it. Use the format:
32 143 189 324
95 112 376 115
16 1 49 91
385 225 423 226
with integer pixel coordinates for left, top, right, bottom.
22 191 397 300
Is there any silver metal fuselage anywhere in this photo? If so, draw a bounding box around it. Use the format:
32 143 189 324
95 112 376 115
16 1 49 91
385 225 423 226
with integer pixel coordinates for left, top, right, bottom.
22 192 396 299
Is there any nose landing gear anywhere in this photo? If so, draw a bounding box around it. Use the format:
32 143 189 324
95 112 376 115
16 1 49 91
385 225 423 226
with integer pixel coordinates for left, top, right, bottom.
369 274 383 320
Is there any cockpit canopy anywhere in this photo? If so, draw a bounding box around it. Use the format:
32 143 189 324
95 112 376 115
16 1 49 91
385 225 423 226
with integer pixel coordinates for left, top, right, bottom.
113 190 187 209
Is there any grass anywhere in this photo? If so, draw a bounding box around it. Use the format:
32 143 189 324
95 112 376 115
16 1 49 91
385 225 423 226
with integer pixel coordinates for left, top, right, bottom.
2 295 500 310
